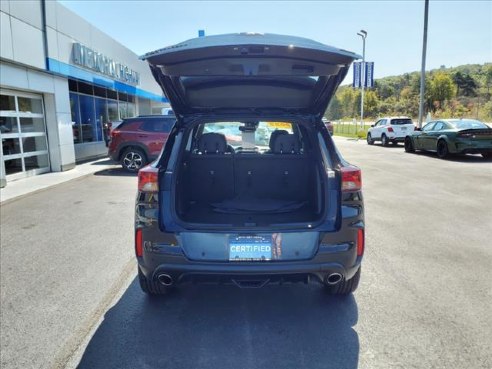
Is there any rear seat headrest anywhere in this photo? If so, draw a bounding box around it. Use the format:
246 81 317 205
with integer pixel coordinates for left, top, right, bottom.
269 130 289 150
198 133 227 154
273 134 300 154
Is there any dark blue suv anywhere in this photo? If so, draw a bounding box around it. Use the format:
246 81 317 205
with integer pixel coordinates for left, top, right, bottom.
135 33 364 295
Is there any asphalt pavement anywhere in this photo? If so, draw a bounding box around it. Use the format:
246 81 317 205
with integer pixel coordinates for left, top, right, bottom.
1 137 491 369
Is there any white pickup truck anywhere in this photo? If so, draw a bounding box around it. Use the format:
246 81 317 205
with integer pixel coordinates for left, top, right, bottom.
367 117 415 146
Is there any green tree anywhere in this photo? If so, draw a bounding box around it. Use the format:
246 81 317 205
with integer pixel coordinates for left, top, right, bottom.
484 64 492 96
325 95 343 120
452 71 465 95
428 72 455 112
461 74 478 97
364 90 379 117
338 88 358 118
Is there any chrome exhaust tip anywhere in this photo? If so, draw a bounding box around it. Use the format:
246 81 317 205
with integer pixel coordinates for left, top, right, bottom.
325 273 343 285
157 273 173 286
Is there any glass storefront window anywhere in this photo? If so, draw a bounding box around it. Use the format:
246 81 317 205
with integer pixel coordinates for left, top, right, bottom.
2 137 22 155
24 154 49 170
0 116 19 133
94 97 107 142
70 93 81 143
4 158 23 175
17 97 43 114
21 136 48 153
119 101 128 119
0 94 16 111
127 102 135 118
67 80 142 143
78 95 96 143
19 118 46 133
108 100 118 122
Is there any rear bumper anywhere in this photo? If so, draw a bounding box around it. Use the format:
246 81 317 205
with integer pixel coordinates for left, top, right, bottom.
457 147 492 155
393 136 406 142
454 141 492 154
139 244 362 286
387 135 406 142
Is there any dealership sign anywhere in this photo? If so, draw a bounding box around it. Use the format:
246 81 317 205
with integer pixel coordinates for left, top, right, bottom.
72 43 140 85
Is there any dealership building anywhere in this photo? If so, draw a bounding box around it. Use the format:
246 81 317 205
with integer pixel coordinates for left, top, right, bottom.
0 0 169 187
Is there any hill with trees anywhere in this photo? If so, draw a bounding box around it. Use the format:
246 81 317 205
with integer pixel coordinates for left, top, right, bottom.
325 63 492 122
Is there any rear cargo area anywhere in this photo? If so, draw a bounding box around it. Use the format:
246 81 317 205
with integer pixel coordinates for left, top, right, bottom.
175 150 324 227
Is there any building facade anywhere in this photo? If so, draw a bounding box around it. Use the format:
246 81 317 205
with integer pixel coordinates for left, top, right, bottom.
0 0 168 187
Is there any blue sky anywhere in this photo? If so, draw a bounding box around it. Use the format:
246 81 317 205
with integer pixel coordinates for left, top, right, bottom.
60 0 491 81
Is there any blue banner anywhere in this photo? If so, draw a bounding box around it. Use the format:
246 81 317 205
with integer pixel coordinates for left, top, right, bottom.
365 62 374 88
353 62 361 88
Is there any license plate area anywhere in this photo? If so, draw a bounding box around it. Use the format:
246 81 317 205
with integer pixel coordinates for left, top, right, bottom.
229 235 272 261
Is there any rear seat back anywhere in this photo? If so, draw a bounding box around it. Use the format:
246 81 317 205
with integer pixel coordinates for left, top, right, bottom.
273 134 301 154
188 133 234 202
235 135 310 201
187 132 312 204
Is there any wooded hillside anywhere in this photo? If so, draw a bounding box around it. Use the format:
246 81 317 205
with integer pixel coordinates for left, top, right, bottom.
325 63 492 121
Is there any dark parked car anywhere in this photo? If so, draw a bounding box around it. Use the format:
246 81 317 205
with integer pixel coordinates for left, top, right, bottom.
404 119 492 159
322 117 334 135
135 33 364 296
108 115 175 171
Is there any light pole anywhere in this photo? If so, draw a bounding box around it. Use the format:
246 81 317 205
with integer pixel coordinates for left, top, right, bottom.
357 30 367 128
418 0 429 128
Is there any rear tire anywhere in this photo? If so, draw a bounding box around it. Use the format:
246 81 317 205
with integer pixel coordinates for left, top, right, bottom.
121 147 147 172
381 134 389 147
325 268 361 295
138 267 168 295
404 137 415 153
437 140 449 159
366 133 374 145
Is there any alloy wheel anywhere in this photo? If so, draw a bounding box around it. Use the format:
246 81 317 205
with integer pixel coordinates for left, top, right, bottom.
123 151 144 171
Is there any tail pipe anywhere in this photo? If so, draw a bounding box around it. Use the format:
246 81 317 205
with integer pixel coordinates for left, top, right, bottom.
325 272 343 285
157 273 173 286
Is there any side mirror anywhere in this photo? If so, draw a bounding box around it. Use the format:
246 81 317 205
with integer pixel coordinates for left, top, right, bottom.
370 124 375 128
415 127 421 131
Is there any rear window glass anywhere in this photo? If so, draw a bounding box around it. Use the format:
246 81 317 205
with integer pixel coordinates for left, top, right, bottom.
202 121 294 150
449 120 488 130
141 119 175 132
391 119 413 125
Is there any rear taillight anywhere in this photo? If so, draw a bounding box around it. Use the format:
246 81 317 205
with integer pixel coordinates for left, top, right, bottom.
357 228 364 256
341 166 362 192
457 132 473 138
138 165 159 192
387 127 394 132
135 229 143 257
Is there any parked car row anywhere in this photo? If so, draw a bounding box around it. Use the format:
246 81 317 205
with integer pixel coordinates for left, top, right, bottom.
367 117 492 160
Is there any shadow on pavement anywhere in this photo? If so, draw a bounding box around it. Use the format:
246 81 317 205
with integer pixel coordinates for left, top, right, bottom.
93 168 137 177
413 151 490 163
77 278 359 369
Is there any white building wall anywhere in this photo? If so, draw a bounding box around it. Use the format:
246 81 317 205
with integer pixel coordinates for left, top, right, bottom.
0 0 45 70
0 0 166 185
44 1 162 95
